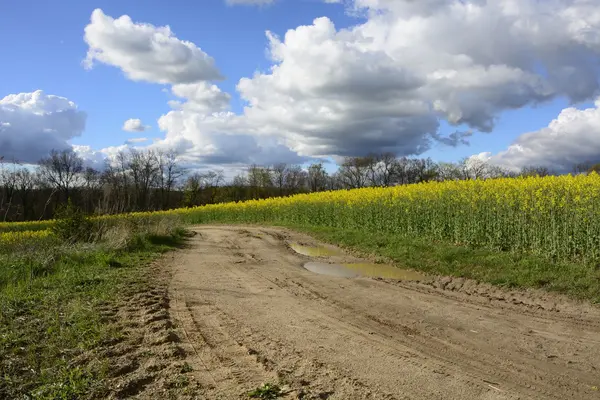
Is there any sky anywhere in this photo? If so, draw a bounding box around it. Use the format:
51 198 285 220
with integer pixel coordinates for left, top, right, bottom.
1 0 600 175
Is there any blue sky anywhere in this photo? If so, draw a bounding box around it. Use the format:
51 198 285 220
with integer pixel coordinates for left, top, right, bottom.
1 0 599 173
1 0 356 148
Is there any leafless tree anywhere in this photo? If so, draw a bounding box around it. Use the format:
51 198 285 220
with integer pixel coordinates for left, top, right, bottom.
0 161 18 221
129 149 161 210
520 165 552 177
201 170 225 204
157 149 185 209
573 162 592 175
459 157 488 180
271 163 288 195
338 157 371 189
284 165 307 193
38 149 84 200
14 168 35 220
307 163 328 192
183 173 203 206
365 152 398 187
436 162 462 181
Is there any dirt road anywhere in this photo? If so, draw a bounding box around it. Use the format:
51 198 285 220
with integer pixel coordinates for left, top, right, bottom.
168 225 600 399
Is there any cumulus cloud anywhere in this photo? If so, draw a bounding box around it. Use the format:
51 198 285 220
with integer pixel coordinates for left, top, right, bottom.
155 108 309 166
122 118 149 132
485 98 600 173
170 82 231 114
125 137 149 144
235 0 600 158
0 90 87 163
83 9 222 84
81 1 600 170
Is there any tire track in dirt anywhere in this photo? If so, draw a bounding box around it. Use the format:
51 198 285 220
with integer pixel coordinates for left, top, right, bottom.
168 225 600 399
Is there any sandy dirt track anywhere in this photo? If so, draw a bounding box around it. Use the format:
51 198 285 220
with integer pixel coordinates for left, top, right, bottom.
168 225 600 399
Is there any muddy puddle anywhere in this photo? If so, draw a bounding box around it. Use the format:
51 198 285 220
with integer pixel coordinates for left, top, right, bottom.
304 262 360 278
289 243 343 257
303 262 428 281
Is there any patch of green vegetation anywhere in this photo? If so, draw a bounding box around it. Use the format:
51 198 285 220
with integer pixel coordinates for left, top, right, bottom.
291 225 600 303
179 362 193 373
248 382 283 399
0 216 186 399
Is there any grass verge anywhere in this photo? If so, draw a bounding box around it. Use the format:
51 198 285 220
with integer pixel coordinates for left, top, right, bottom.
291 225 600 304
0 220 187 399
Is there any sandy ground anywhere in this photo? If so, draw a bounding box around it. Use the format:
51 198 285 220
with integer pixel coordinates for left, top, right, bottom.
161 225 600 399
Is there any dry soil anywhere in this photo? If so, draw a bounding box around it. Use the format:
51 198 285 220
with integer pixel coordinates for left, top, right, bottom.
126 225 600 399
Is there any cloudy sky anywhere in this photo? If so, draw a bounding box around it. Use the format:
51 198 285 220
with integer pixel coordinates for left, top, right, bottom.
1 0 600 173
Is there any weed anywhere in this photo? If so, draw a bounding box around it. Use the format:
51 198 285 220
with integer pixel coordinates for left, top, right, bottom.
166 375 190 389
248 382 283 399
180 362 193 373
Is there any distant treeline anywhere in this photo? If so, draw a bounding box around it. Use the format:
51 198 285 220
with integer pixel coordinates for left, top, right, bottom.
0 149 597 222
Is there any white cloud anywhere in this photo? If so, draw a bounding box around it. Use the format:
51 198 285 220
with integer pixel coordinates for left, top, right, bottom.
83 9 222 84
122 118 149 132
0 90 87 163
485 98 600 173
125 137 149 144
79 1 600 170
230 0 600 159
170 82 231 114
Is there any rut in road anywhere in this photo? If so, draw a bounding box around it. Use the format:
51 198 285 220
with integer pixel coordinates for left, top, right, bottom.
168 225 600 400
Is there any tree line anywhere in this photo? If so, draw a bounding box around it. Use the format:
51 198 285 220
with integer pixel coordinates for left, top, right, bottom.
0 149 598 222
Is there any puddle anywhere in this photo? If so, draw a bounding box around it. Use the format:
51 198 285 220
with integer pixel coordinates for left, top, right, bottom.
302 262 427 281
303 262 360 278
343 263 427 281
290 243 342 257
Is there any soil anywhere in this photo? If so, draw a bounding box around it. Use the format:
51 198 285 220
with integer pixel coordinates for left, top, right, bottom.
105 225 600 399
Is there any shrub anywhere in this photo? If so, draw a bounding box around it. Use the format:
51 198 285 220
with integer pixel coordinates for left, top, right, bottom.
51 200 95 243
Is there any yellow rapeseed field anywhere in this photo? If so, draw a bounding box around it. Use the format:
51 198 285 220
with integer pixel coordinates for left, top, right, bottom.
183 173 600 262
2 173 600 262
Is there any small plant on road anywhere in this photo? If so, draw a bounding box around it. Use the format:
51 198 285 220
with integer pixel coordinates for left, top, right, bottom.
248 382 283 399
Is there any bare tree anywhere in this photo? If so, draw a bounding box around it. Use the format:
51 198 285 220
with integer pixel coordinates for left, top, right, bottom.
38 149 84 200
307 163 328 192
128 149 160 210
201 170 225 204
157 149 185 209
366 152 398 187
284 165 307 193
0 161 18 221
459 157 488 180
271 163 288 195
80 167 100 213
183 173 203 207
410 158 439 183
338 157 371 189
14 168 35 220
436 162 462 181
520 165 552 177
573 162 592 175
247 165 272 198
394 157 411 185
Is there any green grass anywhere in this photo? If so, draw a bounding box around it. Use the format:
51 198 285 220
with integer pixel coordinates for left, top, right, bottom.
248 382 284 399
0 224 186 399
290 226 600 303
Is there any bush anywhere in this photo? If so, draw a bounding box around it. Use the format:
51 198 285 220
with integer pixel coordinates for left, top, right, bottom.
51 201 95 243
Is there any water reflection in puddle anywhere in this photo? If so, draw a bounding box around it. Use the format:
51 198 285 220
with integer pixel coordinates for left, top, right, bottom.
303 262 427 281
303 262 360 278
289 243 342 257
